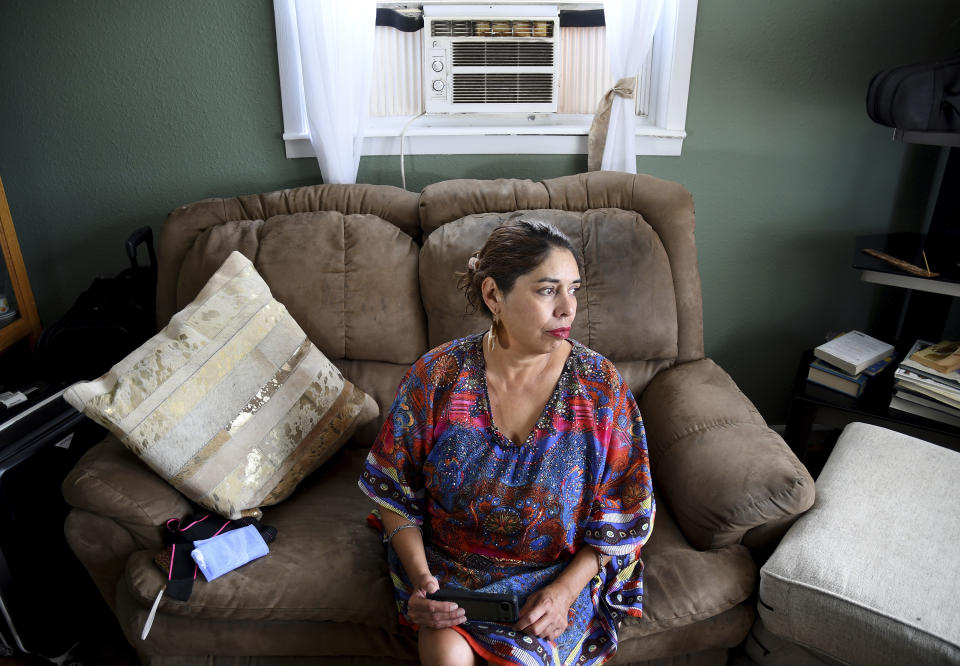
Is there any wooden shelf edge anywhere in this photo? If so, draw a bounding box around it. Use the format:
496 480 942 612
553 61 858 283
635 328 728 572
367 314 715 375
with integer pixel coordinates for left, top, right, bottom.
0 318 32 352
0 177 42 352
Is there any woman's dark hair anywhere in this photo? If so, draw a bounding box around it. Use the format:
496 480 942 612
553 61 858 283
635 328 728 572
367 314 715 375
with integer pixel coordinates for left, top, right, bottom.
457 219 578 317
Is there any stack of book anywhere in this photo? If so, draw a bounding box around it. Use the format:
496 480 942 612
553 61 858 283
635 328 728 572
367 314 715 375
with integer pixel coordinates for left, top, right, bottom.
807 331 896 398
889 340 960 427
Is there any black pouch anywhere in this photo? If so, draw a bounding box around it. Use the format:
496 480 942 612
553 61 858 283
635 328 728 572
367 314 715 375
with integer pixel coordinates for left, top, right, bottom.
140 513 277 640
154 513 277 601
866 56 960 131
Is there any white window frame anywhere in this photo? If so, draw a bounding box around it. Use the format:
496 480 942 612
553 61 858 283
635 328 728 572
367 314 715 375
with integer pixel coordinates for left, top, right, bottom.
275 0 697 157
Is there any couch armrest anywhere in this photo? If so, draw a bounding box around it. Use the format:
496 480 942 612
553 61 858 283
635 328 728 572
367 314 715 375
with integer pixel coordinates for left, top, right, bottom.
64 508 140 615
62 435 192 550
638 359 815 551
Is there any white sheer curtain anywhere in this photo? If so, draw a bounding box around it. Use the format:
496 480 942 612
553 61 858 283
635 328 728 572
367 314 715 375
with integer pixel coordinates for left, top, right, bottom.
288 0 377 184
592 0 664 173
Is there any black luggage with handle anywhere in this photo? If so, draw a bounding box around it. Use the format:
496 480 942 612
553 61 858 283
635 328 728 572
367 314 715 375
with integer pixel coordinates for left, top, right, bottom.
37 226 157 383
867 56 960 131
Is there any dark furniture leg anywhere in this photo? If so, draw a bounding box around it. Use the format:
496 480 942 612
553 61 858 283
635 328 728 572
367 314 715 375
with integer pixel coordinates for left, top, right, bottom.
784 400 817 462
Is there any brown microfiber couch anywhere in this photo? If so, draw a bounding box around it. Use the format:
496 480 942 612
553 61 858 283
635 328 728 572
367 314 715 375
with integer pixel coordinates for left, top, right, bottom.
62 171 815 665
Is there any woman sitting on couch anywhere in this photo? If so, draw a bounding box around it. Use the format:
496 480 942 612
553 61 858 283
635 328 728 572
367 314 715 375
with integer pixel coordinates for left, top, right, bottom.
358 219 654 666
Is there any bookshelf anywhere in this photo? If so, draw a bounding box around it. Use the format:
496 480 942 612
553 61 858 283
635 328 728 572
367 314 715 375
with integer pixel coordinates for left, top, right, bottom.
787 133 960 466
854 232 960 294
0 176 42 353
854 232 958 346
854 130 960 345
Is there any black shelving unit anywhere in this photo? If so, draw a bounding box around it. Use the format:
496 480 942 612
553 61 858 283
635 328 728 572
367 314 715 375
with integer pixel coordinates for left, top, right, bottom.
786 129 960 468
785 350 960 465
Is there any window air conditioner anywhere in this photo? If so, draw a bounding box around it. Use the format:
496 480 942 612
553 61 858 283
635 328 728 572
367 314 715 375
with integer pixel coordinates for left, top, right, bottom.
422 4 560 113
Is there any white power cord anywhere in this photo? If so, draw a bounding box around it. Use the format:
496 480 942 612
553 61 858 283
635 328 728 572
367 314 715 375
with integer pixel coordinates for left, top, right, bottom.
399 112 426 191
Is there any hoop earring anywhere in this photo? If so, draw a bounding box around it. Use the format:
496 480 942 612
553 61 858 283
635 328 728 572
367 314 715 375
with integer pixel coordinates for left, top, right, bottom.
488 314 498 352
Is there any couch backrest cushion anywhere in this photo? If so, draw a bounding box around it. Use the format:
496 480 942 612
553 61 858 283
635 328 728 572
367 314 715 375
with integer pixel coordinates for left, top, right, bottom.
159 192 426 368
157 183 421 328
333 359 411 445
419 172 703 365
418 171 705 398
418 178 550 236
176 212 425 366
420 209 679 374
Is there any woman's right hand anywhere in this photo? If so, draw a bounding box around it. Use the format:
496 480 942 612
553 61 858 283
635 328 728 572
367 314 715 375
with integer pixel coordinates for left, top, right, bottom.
406 573 466 629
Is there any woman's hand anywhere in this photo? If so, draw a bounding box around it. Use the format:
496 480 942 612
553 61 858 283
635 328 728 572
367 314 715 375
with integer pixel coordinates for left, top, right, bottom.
513 582 577 641
406 573 466 629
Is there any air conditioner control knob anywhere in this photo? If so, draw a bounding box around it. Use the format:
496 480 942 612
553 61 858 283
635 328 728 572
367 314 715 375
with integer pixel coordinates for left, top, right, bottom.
431 60 443 72
432 79 444 91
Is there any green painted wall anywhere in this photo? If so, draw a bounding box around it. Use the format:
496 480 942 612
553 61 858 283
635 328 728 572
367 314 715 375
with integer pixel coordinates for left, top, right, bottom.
0 0 955 421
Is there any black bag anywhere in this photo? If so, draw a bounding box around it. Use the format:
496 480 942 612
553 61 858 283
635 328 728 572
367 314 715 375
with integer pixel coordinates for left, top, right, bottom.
36 227 157 382
866 56 960 131
0 393 110 660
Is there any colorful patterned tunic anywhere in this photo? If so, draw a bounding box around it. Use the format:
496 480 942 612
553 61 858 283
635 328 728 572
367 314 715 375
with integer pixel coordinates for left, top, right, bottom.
358 333 654 666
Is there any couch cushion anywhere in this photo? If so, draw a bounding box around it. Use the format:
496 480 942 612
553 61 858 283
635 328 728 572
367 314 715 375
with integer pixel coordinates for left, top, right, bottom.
419 209 678 373
174 212 426 366
418 178 550 236
124 451 754 656
117 581 420 661
542 173 703 365
419 172 704 365
619 606 754 663
760 423 960 666
617 494 758 661
63 436 192 549
332 359 409 447
633 496 756 636
65 252 378 520
157 183 421 328
125 447 398 627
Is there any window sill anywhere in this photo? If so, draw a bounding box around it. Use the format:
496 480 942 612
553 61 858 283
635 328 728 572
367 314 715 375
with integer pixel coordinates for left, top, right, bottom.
282 113 686 157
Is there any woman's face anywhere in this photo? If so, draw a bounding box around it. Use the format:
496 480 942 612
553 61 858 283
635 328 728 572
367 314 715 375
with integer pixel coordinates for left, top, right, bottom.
484 247 581 355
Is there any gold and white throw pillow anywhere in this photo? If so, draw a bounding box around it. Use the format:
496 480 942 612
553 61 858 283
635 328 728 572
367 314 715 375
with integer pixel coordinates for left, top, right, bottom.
65 251 377 519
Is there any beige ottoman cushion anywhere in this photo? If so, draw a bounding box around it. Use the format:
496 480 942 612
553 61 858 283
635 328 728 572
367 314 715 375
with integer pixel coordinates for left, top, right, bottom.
759 422 960 665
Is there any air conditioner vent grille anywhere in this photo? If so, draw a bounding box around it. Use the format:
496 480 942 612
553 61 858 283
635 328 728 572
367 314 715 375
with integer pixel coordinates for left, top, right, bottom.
431 20 554 38
452 42 554 67
452 73 554 103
